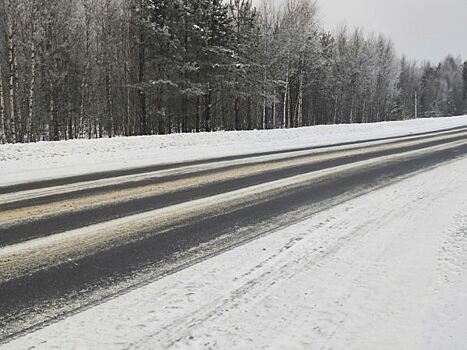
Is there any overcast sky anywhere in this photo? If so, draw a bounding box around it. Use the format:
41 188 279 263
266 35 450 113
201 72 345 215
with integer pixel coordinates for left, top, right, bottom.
256 0 467 63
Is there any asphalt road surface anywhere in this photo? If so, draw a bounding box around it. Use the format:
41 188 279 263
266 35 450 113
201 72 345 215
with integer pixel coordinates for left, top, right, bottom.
1 125 467 342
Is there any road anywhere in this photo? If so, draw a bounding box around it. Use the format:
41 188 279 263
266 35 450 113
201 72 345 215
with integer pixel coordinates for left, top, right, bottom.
1 126 467 342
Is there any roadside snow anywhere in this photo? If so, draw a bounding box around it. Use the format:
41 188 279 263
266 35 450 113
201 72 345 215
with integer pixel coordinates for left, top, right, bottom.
5 153 467 349
1 116 467 186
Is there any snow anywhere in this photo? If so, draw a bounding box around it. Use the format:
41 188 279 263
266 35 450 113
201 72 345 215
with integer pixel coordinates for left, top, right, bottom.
4 148 467 349
1 116 467 187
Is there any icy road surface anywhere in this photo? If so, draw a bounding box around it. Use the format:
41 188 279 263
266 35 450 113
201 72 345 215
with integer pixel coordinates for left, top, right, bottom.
4 149 467 349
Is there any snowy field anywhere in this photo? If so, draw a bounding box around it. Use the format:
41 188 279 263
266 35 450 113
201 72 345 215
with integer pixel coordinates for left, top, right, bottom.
1 116 467 186
4 137 467 349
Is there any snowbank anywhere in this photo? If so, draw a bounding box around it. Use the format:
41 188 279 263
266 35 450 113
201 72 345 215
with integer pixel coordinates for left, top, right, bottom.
1 116 467 186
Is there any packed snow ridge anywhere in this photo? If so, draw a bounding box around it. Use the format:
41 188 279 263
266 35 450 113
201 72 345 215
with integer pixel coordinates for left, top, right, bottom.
1 116 467 186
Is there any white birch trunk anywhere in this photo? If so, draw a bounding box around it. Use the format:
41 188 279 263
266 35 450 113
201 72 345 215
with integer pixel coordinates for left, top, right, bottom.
283 60 290 128
8 16 15 142
13 49 21 141
27 39 36 141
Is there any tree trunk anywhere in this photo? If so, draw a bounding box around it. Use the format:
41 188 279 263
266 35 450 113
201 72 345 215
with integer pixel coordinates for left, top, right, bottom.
183 94 188 132
0 65 5 144
246 96 252 130
49 87 59 141
67 97 73 139
362 98 367 123
80 9 91 139
196 95 201 133
333 95 338 124
283 79 289 128
234 96 240 130
27 37 36 142
272 87 276 129
221 81 226 130
204 83 212 132
79 70 88 138
8 15 15 143
138 0 147 135
297 64 304 127
183 3 189 132
124 59 131 136
262 67 267 129
13 39 21 142
139 89 146 134
105 66 113 137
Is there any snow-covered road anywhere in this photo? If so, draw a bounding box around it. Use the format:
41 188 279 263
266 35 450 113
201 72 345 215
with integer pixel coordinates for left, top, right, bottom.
5 148 467 349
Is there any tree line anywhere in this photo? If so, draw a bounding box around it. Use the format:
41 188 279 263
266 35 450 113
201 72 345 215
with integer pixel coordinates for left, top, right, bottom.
0 0 466 144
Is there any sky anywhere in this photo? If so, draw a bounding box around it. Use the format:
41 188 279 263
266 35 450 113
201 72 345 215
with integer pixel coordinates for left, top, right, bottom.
255 0 467 63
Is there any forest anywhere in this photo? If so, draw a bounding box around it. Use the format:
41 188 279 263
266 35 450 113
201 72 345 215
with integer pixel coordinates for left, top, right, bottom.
0 0 466 143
